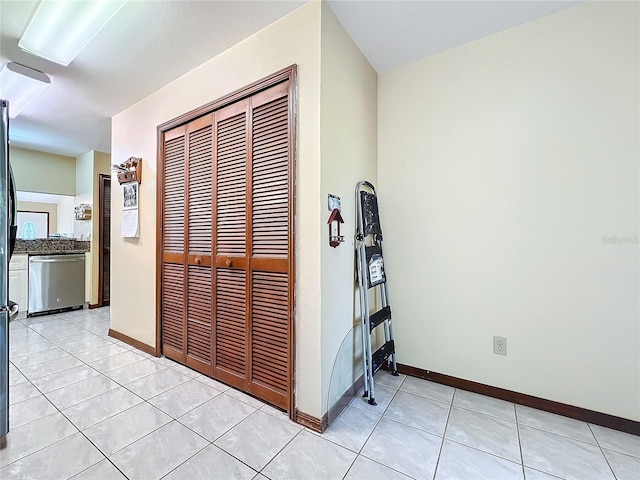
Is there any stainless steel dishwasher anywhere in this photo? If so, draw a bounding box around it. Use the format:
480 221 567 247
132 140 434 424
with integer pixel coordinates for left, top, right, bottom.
28 254 85 315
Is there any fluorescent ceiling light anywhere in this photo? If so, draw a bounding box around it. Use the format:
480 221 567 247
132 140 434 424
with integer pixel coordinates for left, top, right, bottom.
0 63 51 118
19 0 127 66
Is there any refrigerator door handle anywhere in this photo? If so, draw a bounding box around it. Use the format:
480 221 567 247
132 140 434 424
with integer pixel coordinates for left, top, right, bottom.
1 301 19 321
8 163 16 259
9 302 18 322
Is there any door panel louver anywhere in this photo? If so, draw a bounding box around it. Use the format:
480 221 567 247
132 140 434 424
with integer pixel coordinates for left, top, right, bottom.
215 268 246 376
164 136 186 253
162 263 185 353
187 265 212 364
251 271 288 393
188 126 212 255
216 113 246 257
252 96 289 258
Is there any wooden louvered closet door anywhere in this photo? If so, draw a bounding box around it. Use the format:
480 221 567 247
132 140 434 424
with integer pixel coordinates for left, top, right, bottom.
212 82 292 409
161 79 293 411
161 115 214 374
213 99 249 388
246 82 292 409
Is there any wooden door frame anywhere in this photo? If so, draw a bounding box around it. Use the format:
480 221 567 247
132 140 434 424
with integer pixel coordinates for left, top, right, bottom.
98 174 111 307
156 65 298 417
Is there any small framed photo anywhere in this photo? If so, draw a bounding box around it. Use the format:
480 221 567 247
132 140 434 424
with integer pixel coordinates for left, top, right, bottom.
123 182 138 209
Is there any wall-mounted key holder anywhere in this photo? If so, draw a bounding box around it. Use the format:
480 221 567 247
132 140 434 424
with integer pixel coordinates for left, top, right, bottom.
74 204 92 220
115 157 142 185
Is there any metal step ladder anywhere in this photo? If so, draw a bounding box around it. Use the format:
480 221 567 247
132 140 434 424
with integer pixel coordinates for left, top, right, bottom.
355 181 398 405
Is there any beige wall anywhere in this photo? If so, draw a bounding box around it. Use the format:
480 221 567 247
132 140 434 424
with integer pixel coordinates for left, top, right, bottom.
75 152 93 203
111 2 323 416
10 146 76 195
92 152 111 305
75 151 94 302
16 201 57 236
319 3 378 413
378 2 639 420
75 150 111 305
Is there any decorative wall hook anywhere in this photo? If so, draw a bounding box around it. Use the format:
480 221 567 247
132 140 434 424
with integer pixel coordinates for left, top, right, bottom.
114 157 142 185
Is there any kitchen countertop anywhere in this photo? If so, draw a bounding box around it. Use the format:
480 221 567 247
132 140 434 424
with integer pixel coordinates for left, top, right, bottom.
14 239 91 255
26 251 89 255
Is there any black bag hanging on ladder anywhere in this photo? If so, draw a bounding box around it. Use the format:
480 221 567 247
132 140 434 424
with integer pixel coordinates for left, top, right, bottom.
355 181 398 405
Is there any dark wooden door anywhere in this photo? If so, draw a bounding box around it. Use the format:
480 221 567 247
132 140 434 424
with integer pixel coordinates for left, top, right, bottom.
160 77 294 411
161 115 214 374
247 83 292 409
212 99 249 387
212 83 292 409
99 175 111 306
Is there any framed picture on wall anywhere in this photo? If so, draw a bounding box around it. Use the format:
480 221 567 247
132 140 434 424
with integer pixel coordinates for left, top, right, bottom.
17 211 49 239
123 182 138 210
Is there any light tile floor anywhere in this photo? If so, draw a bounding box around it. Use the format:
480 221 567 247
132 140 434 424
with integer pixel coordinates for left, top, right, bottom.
2 308 639 479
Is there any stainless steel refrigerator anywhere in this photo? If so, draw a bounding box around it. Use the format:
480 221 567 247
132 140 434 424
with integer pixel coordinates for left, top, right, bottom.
1 99 18 438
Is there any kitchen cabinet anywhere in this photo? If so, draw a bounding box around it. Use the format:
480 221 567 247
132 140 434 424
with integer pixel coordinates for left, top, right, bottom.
9 254 28 319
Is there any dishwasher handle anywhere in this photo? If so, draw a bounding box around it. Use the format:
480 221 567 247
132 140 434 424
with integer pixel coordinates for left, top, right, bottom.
29 255 86 263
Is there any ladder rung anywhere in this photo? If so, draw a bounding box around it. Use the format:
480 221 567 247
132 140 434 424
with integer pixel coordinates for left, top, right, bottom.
369 306 391 332
371 340 395 373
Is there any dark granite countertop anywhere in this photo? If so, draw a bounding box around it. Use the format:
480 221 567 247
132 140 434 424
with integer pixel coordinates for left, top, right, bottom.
25 251 89 256
14 239 91 255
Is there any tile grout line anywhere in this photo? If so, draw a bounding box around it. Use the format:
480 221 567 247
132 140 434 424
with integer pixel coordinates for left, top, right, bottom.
514 400 526 479
151 442 210 480
518 422 609 448
161 408 284 479
336 397 387 480
15 313 267 456
337 376 422 480
9 339 284 480
587 423 619 480
441 437 527 468
11 310 626 480
355 384 528 475
447 401 518 424
56 309 153 480
431 387 456 480
258 423 305 477
5 360 130 480
24 316 139 480
100 364 287 478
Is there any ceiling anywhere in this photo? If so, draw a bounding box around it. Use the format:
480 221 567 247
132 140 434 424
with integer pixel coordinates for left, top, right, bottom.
329 0 580 72
0 0 580 158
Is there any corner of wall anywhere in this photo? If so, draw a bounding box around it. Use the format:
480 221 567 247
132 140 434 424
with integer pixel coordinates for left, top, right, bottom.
319 3 378 416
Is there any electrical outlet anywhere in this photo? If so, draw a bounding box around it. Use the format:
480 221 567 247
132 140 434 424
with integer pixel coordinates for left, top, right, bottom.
493 336 507 355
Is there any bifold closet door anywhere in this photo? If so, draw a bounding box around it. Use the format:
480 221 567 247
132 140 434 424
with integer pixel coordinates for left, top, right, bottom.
212 82 293 410
161 79 293 411
161 115 214 374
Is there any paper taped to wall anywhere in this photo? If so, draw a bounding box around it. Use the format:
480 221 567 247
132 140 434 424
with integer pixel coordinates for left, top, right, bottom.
121 209 139 237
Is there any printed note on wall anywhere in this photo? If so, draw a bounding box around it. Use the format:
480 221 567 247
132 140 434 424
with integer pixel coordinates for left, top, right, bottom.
121 182 139 238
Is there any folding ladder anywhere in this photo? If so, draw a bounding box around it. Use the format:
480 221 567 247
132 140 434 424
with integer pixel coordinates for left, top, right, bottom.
355 181 398 405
